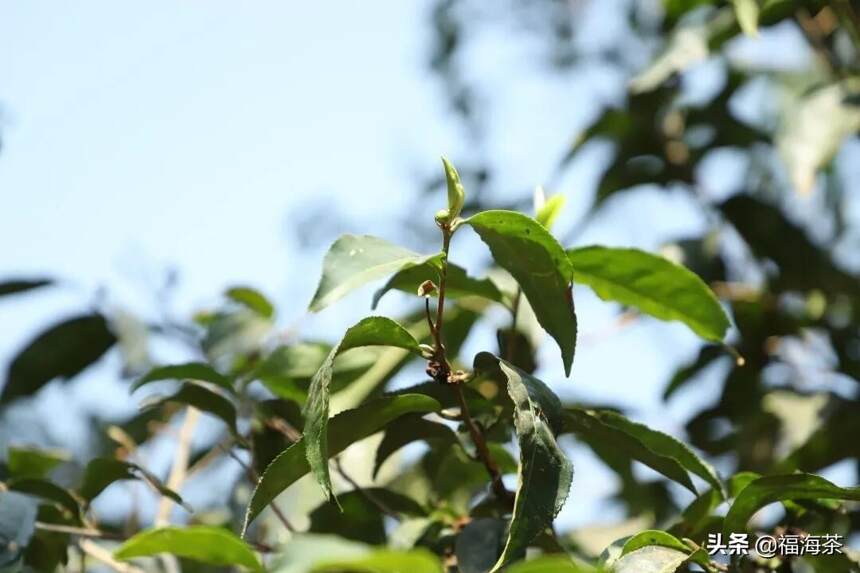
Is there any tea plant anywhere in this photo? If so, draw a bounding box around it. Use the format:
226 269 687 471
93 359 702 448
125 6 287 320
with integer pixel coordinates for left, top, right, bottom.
3 157 858 573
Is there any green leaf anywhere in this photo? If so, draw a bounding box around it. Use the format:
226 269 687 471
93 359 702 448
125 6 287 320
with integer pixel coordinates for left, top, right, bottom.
309 488 426 544
242 393 440 535
372 261 504 309
568 246 730 343
312 549 442 573
7 479 80 520
564 408 724 498
442 157 465 220
309 235 437 312
662 346 723 401
374 414 458 478
722 473 860 536
466 211 577 375
455 518 508 573
611 545 689 573
142 383 238 435
474 353 573 571
78 458 188 509
226 286 275 319
564 408 695 494
732 0 759 36
304 317 422 501
6 446 70 479
621 530 708 568
506 555 595 573
132 362 233 394
0 279 52 297
534 191 566 230
1 314 116 404
114 526 263 572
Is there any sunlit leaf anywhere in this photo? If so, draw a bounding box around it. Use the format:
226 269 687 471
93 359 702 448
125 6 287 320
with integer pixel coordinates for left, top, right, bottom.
226 286 275 319
611 545 689 573
732 0 759 36
1 314 116 404
304 317 423 501
309 234 439 312
467 211 577 375
115 526 262 572
242 393 440 535
568 246 730 343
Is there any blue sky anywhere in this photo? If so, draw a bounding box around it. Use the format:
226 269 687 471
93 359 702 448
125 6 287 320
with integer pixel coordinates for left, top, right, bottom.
3 0 845 533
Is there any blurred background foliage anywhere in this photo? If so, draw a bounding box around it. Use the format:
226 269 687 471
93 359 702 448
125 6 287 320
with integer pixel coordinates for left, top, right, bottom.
1 0 859 571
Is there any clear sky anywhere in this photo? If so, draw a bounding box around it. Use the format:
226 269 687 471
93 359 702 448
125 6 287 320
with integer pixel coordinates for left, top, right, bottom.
2 0 844 533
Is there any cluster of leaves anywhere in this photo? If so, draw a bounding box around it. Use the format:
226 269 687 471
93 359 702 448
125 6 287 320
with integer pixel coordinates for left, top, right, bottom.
2 149 857 572
3 1 860 572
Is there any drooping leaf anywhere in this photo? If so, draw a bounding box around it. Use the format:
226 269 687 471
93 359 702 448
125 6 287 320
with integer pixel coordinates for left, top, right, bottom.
568 246 730 343
142 383 238 435
1 314 116 403
304 317 423 501
312 549 443 573
374 414 458 478
132 362 233 394
372 260 504 309
722 473 860 536
7 478 80 520
226 286 275 319
78 458 188 509
6 446 70 479
114 526 263 572
0 491 38 567
611 545 689 573
467 211 577 375
474 353 573 571
309 234 439 312
242 393 440 535
0 279 52 298
564 407 724 498
534 192 566 230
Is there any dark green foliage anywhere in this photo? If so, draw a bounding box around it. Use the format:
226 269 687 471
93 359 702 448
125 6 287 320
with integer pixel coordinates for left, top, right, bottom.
1 314 116 403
